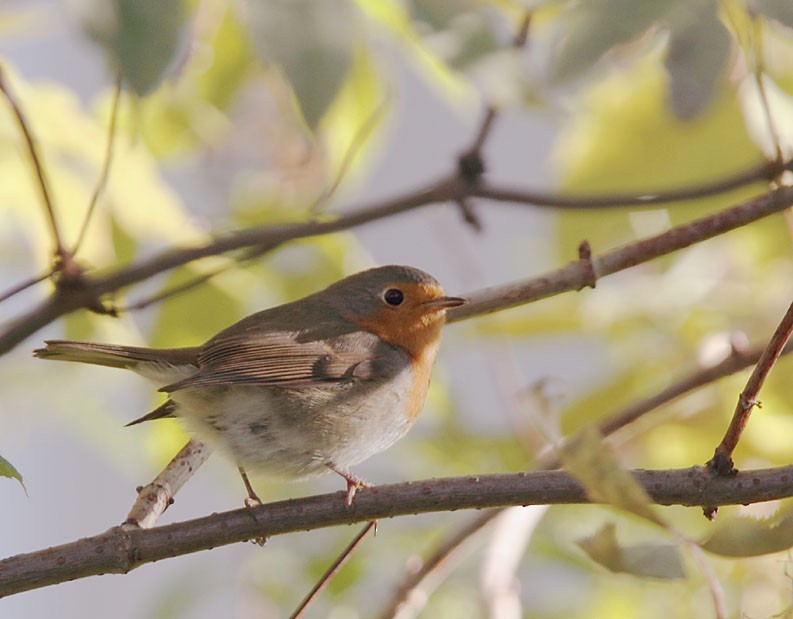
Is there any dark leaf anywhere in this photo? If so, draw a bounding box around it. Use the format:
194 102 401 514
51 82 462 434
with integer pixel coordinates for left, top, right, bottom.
247 0 359 130
82 0 187 95
549 0 674 82
664 2 731 119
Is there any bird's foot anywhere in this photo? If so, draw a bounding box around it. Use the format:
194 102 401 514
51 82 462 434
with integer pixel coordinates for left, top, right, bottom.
327 464 371 507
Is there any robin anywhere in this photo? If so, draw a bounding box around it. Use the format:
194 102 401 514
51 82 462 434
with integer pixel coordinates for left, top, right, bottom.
34 265 465 506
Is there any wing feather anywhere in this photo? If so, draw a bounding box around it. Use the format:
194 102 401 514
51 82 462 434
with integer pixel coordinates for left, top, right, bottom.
161 330 381 392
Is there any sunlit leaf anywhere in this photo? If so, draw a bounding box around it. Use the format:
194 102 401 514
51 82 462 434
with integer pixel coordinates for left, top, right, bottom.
552 57 764 255
664 2 731 120
559 426 664 526
0 453 25 492
578 523 686 579
80 0 188 95
247 0 359 130
701 504 793 557
749 0 793 29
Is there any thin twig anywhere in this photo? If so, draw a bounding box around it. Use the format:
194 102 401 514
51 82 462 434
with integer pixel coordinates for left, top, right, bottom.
0 65 62 255
73 75 122 256
290 521 377 619
0 271 52 305
2 464 793 598
709 298 793 475
459 12 532 159
470 158 787 208
312 95 390 214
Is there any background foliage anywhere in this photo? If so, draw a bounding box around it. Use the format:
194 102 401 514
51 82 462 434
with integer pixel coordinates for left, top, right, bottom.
2 0 793 617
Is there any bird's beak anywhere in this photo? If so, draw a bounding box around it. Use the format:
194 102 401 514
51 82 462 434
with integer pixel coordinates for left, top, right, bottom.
423 296 467 311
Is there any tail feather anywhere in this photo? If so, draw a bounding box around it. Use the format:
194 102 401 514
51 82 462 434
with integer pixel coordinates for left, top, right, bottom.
125 399 178 426
33 340 199 371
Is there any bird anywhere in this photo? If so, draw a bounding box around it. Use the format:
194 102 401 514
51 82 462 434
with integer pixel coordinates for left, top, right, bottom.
34 265 466 506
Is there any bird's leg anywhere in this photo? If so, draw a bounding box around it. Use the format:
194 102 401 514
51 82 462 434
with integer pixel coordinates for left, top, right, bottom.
238 466 262 508
327 463 371 507
238 466 268 546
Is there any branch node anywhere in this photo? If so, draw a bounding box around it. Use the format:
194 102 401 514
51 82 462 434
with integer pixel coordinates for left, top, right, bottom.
706 450 737 477
456 198 483 232
457 151 486 186
577 240 598 289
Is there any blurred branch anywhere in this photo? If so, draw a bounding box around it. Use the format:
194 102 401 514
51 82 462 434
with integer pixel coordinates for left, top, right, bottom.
73 75 122 257
0 65 63 257
0 272 51 305
290 520 377 619
379 511 497 619
3 169 792 354
2 464 793 598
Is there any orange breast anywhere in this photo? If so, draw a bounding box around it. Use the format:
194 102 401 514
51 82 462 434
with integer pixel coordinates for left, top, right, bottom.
403 335 441 422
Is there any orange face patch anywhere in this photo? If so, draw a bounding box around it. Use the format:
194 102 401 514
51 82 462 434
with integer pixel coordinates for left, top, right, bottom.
351 282 449 360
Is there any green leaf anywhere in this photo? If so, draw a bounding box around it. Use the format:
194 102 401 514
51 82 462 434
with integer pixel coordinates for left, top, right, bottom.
81 0 188 95
701 504 793 557
0 453 26 492
578 523 686 579
749 0 793 29
559 426 664 526
247 0 359 130
548 0 674 82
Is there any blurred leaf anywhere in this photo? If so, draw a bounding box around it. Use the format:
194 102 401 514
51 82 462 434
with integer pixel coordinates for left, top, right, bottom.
247 0 359 130
739 74 793 159
559 426 664 526
199 8 256 110
548 0 674 82
0 453 25 492
578 523 686 579
149 265 245 347
664 2 731 120
552 58 764 256
81 0 188 95
701 503 793 557
411 1 501 71
749 0 793 29
321 46 388 187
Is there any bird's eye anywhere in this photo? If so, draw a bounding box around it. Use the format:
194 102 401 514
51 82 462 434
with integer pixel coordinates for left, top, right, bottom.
383 288 404 306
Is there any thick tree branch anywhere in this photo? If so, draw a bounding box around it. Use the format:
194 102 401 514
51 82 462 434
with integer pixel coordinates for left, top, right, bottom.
1 465 792 598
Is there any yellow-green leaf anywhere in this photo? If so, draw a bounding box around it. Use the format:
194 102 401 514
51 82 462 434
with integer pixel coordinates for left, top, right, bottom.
0 453 25 492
